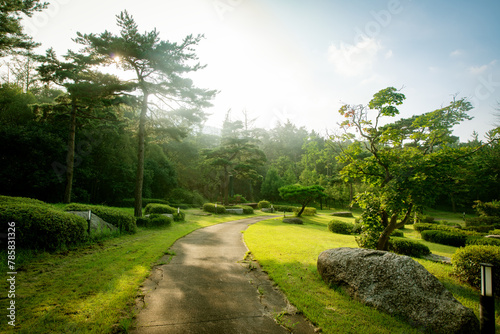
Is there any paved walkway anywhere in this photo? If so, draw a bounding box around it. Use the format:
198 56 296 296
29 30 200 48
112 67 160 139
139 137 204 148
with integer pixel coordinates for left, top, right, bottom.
131 216 316 334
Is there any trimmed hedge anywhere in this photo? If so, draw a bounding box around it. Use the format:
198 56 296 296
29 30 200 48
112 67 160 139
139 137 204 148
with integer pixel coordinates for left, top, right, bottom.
293 207 317 216
148 214 173 227
0 195 51 207
144 203 175 215
258 200 271 209
331 211 354 217
452 245 500 296
0 204 87 250
421 230 467 247
65 203 136 234
231 205 254 214
328 220 353 235
203 203 226 214
465 216 500 227
391 229 404 237
466 236 500 247
273 205 295 212
388 237 430 257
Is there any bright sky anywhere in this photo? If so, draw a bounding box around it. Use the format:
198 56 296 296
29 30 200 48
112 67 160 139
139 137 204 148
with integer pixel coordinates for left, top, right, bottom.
20 0 500 141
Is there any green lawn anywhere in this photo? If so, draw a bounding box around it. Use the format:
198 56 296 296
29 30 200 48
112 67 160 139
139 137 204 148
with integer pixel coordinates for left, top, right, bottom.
0 210 264 333
244 212 500 334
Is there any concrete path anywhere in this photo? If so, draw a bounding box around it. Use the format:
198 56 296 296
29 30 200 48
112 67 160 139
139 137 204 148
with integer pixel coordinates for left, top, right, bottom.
131 216 316 334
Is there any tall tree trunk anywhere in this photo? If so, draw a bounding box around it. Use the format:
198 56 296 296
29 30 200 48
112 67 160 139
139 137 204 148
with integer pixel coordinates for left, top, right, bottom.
377 203 414 250
134 93 149 217
63 105 77 203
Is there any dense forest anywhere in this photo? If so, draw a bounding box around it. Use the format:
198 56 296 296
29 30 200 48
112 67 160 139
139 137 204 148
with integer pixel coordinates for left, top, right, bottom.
1 5 499 217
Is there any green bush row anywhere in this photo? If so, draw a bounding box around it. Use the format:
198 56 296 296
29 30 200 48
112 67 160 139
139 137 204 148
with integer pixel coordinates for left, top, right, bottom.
136 214 173 228
328 220 353 235
388 237 430 257
452 245 500 296
464 216 500 227
203 203 226 214
230 205 254 214
465 236 500 247
0 195 51 207
273 205 295 212
65 203 137 234
421 230 468 247
144 204 185 221
1 204 87 250
414 222 482 236
293 207 317 216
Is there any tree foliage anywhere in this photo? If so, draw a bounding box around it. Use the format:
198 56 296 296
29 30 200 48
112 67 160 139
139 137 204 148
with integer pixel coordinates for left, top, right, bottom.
279 184 326 217
336 87 480 250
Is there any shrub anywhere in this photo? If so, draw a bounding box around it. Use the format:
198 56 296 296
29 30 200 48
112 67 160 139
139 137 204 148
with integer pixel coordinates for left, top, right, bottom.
391 229 404 237
65 203 136 234
169 188 207 206
331 211 354 217
173 211 186 222
489 229 500 235
328 220 353 235
421 230 467 247
148 214 173 227
0 204 87 250
203 203 226 214
463 225 498 233
351 222 363 234
229 194 248 204
452 245 500 295
465 216 500 227
283 218 303 224
293 207 316 216
258 200 271 209
273 205 295 212
466 236 500 247
136 217 149 227
232 205 254 214
144 203 175 215
388 237 430 257
473 200 500 217
0 195 51 207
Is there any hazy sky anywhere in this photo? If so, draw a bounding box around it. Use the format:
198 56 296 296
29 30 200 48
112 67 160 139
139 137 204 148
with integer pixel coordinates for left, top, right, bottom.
19 0 500 140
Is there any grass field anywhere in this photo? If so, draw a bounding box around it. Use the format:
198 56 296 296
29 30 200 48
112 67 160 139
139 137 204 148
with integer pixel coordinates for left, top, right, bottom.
0 209 262 333
1 206 498 333
244 211 500 334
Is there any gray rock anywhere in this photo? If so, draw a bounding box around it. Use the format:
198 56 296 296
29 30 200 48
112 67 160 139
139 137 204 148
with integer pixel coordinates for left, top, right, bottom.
226 208 244 214
261 208 275 213
283 218 303 225
317 248 479 334
67 211 119 234
145 213 174 219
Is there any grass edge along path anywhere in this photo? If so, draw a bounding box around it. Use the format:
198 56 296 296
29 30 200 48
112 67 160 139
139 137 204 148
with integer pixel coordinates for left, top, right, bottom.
0 211 264 334
244 215 500 334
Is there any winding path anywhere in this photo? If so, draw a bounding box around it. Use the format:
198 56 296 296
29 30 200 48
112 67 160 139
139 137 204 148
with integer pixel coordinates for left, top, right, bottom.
131 216 316 333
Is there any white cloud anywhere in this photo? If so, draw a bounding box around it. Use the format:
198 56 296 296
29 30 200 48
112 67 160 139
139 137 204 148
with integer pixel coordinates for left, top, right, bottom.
327 37 382 76
468 60 497 75
450 49 463 57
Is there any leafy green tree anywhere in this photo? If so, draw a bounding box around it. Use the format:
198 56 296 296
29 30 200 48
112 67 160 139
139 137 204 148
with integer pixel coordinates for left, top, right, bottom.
278 184 326 217
260 168 284 202
203 116 266 205
75 11 216 216
35 48 134 203
336 87 479 250
0 0 47 56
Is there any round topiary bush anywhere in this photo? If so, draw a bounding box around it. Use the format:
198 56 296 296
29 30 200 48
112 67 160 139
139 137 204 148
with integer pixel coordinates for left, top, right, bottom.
388 237 430 257
1 204 87 250
203 203 226 214
258 200 271 209
148 214 173 227
452 245 500 295
144 203 176 215
328 220 353 235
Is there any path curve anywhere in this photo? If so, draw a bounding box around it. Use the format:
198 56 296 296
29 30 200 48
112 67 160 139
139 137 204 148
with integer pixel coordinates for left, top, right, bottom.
131 216 316 334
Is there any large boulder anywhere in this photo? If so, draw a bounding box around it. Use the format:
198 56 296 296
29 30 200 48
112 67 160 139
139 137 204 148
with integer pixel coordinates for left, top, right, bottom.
67 211 118 234
317 248 479 334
